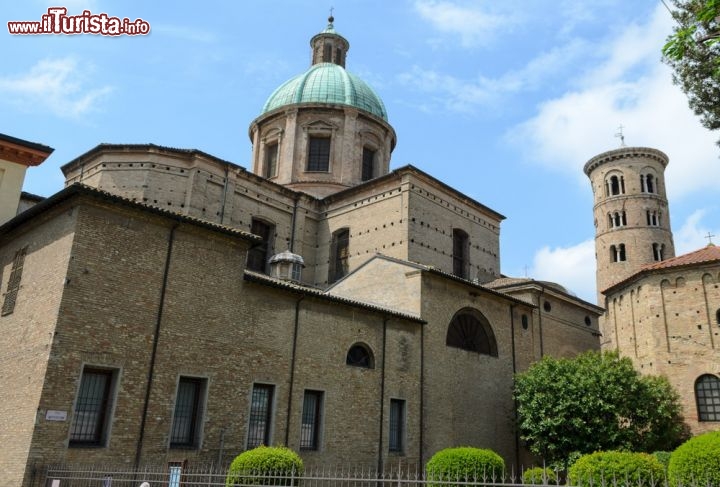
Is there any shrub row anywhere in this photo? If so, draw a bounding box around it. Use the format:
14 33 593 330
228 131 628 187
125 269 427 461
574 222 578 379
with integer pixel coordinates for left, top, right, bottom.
564 431 720 487
224 432 720 487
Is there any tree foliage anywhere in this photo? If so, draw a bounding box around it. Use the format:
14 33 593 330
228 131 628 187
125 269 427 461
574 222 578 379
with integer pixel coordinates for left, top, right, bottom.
513 351 686 465
662 0 720 143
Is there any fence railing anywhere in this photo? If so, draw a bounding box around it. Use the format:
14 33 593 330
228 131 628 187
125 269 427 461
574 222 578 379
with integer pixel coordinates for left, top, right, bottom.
42 464 551 487
40 463 701 487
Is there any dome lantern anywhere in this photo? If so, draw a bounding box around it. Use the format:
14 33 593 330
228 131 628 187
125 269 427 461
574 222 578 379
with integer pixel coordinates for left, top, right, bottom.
310 15 349 68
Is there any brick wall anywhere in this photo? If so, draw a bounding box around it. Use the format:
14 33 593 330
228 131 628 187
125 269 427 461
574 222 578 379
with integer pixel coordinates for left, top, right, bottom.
0 205 76 486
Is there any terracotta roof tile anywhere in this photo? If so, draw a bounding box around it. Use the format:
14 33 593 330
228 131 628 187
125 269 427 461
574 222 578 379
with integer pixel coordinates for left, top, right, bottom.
243 270 426 323
604 244 720 293
641 244 720 271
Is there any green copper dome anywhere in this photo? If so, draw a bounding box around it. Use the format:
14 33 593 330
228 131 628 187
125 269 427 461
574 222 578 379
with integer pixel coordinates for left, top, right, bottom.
261 63 388 120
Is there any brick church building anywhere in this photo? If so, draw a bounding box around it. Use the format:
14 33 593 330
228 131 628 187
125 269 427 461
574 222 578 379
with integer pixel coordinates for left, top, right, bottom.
0 18 602 486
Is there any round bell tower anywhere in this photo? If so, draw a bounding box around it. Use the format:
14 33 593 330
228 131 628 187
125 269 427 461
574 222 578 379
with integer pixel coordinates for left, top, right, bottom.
584 146 675 304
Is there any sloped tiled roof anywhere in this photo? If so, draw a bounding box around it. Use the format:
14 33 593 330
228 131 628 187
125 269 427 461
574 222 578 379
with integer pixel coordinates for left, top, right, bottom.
0 183 262 243
486 275 603 312
641 244 720 271
328 254 535 308
484 277 534 289
604 244 720 293
243 270 426 323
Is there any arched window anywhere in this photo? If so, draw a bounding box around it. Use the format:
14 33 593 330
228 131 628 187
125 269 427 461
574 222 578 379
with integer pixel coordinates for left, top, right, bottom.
641 173 657 193
346 343 374 368
446 308 498 357
329 228 350 283
716 308 720 325
611 244 626 262
452 229 469 279
247 218 275 273
652 243 665 262
695 374 720 421
610 211 627 228
646 210 659 226
607 174 625 196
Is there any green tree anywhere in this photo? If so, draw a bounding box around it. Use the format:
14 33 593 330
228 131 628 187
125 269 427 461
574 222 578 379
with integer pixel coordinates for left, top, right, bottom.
513 351 686 467
662 0 720 144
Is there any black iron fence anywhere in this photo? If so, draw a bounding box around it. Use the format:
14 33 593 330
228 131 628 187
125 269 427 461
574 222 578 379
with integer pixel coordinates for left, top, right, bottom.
37 463 695 487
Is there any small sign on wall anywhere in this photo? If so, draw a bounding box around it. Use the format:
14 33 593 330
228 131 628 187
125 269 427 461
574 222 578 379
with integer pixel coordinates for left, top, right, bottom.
45 410 67 421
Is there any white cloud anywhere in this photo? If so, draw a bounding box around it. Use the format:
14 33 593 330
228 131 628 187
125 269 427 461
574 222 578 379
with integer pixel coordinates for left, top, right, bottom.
511 3 720 199
529 239 597 303
675 209 720 254
397 66 494 112
0 58 112 118
413 1 511 48
397 39 588 113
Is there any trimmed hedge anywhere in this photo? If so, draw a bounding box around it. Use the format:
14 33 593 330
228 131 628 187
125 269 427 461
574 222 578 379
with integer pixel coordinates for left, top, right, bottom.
426 447 504 486
522 467 557 485
226 446 304 486
653 451 671 472
568 451 665 487
668 431 720 487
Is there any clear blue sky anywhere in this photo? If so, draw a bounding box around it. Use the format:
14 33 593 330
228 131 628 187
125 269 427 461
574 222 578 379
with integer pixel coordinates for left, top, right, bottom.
2 1 719 303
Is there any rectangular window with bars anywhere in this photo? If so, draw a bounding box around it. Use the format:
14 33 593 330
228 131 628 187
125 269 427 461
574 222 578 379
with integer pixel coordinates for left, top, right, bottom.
170 377 205 448
307 137 331 172
300 390 323 450
389 399 405 453
247 384 274 449
69 368 115 446
1 246 27 316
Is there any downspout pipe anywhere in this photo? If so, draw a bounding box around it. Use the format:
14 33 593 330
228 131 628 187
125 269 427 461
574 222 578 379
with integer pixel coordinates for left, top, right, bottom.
377 317 389 472
284 295 304 445
538 286 545 357
135 223 178 467
419 323 425 464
